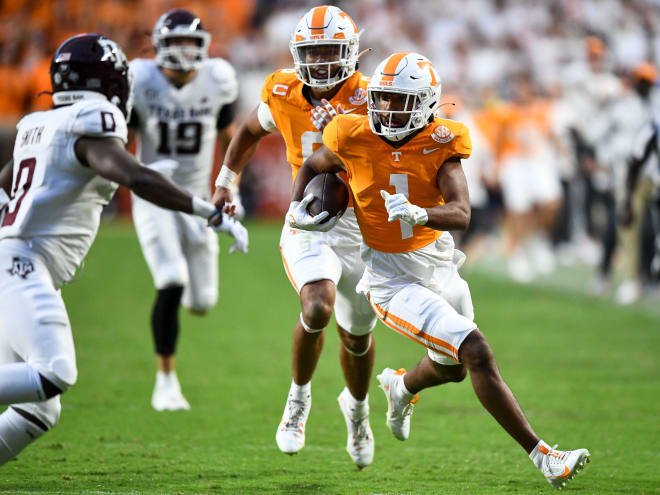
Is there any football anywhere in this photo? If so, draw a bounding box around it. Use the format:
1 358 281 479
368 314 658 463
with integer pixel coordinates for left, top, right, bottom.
304 173 349 223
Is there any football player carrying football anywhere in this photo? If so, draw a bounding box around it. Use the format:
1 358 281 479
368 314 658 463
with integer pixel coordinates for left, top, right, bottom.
128 9 247 412
290 51 591 490
212 6 377 468
0 34 234 466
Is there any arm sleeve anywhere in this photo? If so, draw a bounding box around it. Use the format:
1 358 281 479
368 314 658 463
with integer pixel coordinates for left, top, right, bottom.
257 101 277 132
70 100 128 144
127 108 140 129
216 101 236 131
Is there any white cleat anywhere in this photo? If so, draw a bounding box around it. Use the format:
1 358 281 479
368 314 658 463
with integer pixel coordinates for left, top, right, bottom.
376 368 419 441
276 391 311 455
539 445 591 490
151 371 191 411
337 388 374 469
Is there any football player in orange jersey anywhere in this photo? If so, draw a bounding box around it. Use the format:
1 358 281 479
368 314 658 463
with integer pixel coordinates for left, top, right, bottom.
211 6 377 467
289 52 591 490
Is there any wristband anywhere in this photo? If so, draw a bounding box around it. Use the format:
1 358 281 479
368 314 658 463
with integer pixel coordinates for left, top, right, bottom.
214 165 238 189
192 196 216 218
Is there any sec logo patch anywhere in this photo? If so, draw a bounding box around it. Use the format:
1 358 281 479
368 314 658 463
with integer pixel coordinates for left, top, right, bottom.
431 125 454 144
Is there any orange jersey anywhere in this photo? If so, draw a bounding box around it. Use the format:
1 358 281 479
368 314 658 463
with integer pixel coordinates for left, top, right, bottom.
260 69 370 187
323 115 472 253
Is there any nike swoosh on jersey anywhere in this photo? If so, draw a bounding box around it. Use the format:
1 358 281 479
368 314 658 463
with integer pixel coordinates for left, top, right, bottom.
343 107 358 114
422 147 442 154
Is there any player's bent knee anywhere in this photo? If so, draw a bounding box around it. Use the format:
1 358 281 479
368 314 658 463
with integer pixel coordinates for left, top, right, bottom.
183 290 217 315
459 330 495 370
447 364 468 383
301 298 334 328
42 357 77 394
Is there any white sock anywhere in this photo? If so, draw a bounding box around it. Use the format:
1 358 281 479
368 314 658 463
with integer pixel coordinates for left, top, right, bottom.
396 373 414 401
343 388 369 417
529 439 552 468
289 380 311 401
0 407 47 466
0 363 46 404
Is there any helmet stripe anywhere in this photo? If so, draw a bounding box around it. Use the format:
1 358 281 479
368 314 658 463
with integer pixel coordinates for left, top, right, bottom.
381 52 411 82
310 5 329 36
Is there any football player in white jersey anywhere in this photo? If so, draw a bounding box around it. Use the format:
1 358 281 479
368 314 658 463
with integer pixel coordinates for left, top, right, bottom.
0 34 244 466
128 9 244 411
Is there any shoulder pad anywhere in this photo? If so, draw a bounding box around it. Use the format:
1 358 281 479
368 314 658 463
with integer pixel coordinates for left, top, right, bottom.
70 100 128 144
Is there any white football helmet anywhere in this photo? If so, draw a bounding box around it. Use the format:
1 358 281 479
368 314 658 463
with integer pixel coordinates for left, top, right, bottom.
367 52 442 141
152 9 210 72
289 5 360 90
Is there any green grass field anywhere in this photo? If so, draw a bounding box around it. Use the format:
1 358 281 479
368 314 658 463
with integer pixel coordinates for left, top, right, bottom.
1 221 659 494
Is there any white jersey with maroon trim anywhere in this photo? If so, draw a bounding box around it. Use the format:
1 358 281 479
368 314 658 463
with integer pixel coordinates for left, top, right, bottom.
0 99 127 288
129 58 238 197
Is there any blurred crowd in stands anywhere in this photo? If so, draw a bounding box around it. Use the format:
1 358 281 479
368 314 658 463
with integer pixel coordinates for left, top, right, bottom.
3 0 660 302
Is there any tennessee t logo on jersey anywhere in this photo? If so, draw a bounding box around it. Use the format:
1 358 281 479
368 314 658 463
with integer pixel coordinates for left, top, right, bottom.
392 151 402 162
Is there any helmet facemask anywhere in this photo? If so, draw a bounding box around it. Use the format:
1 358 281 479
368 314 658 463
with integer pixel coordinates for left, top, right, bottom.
368 87 435 141
155 33 210 72
290 38 359 91
152 10 210 72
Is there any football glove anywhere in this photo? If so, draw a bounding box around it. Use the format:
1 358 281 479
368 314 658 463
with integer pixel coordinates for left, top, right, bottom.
287 194 340 232
380 190 428 226
212 213 249 254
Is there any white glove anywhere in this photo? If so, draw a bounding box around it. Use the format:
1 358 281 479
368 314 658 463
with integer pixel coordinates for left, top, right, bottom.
380 190 428 226
310 99 344 131
287 194 340 232
212 213 249 254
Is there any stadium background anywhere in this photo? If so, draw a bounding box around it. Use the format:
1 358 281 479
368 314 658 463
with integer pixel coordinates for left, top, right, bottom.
1 2 660 493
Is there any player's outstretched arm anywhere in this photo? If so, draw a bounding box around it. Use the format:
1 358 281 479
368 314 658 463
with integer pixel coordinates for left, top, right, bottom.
213 105 269 212
428 158 471 231
381 157 470 231
75 136 218 220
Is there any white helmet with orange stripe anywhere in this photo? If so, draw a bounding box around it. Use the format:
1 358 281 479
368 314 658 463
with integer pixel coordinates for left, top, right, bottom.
289 5 360 90
367 52 442 141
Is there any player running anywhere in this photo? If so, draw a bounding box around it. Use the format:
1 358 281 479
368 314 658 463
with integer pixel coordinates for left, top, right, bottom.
0 34 244 466
289 51 591 489
128 9 246 411
212 6 377 468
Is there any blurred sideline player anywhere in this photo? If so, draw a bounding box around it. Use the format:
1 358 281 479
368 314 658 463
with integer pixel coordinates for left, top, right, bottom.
212 6 378 467
128 9 246 411
0 34 238 465
289 51 590 489
496 74 562 282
